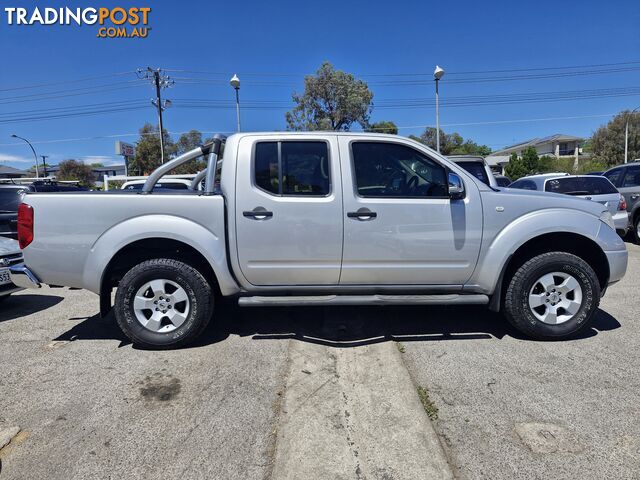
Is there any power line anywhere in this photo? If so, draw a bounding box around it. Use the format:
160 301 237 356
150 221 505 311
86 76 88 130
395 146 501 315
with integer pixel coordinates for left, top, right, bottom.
165 60 640 78
0 71 137 93
0 113 617 149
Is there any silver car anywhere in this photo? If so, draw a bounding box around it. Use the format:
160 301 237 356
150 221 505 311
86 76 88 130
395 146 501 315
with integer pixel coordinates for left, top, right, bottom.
509 174 630 234
0 236 23 302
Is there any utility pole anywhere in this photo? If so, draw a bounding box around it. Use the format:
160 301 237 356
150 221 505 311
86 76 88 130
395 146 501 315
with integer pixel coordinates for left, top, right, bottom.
137 67 174 164
40 155 48 177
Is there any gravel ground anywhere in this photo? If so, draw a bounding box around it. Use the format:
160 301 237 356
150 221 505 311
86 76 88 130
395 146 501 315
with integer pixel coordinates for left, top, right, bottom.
402 241 640 480
0 293 290 480
1 243 637 479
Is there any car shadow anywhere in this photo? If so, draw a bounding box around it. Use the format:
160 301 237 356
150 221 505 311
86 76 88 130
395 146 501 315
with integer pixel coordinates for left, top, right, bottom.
54 299 622 350
0 294 64 322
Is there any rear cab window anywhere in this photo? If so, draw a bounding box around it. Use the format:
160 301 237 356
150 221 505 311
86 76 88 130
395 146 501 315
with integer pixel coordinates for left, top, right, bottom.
545 177 617 195
254 141 330 196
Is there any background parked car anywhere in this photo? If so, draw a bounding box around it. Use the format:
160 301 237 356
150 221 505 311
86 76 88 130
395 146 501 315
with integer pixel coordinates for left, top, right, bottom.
121 179 193 191
509 173 629 235
0 236 23 302
0 181 87 239
447 155 498 187
602 162 640 241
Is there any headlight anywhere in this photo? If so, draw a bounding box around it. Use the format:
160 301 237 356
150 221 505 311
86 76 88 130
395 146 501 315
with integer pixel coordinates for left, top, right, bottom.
599 211 615 230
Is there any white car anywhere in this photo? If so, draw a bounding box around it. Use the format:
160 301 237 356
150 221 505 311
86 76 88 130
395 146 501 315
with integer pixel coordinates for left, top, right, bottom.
0 236 23 302
509 173 630 234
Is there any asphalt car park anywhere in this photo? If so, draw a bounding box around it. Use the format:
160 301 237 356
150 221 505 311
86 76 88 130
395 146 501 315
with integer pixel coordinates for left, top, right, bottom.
0 243 638 479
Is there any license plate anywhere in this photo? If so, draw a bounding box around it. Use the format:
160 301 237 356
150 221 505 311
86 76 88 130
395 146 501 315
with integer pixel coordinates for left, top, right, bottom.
0 268 11 286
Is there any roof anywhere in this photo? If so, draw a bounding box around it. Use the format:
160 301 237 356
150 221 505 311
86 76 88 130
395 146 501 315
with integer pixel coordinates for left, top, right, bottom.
493 134 583 155
0 165 28 177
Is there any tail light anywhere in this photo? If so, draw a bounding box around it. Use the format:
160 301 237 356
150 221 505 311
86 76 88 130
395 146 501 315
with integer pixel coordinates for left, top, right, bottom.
619 194 627 211
17 203 34 249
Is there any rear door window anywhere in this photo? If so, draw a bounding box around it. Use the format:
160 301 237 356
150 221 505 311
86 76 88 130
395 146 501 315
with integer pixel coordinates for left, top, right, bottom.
545 176 617 195
603 168 624 187
621 166 640 187
254 141 330 196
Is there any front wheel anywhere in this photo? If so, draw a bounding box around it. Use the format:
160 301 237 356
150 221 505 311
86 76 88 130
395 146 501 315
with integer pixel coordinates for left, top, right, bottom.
115 258 214 348
503 252 601 340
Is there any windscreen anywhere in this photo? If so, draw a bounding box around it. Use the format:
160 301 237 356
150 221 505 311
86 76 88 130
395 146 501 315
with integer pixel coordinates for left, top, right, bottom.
455 161 490 186
544 176 617 195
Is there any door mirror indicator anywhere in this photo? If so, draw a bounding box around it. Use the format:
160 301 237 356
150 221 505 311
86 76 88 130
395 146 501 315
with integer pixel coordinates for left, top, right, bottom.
448 173 465 200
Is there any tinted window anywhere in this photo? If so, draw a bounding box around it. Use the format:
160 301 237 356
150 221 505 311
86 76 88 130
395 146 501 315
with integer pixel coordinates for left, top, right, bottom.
254 142 279 194
545 176 617 195
352 142 447 197
495 176 511 187
0 187 27 211
455 161 490 185
509 179 537 190
622 166 640 187
254 141 330 196
603 168 624 187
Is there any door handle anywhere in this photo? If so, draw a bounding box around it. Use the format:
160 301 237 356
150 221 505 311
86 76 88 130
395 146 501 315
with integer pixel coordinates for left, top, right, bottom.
347 208 377 220
243 208 273 219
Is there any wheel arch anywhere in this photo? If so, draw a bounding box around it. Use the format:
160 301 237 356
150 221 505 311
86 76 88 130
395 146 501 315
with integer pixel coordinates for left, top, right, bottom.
488 231 609 311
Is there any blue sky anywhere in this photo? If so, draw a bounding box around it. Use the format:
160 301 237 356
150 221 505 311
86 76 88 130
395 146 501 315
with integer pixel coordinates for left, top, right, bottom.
1 0 639 168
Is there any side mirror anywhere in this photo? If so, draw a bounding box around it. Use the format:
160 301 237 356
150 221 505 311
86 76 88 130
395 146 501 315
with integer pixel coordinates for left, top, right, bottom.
448 172 465 200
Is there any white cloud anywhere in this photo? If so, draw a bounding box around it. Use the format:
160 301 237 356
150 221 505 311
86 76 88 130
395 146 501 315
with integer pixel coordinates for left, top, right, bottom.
0 153 31 163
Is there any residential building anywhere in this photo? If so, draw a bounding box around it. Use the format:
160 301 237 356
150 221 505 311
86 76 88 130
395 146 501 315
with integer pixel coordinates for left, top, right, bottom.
486 134 584 173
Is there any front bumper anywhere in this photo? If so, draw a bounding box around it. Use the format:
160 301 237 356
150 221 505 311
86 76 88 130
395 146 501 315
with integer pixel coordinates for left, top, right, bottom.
605 250 628 285
9 263 41 290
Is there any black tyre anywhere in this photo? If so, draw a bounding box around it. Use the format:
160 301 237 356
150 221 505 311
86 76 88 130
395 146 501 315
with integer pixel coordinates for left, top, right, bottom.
0 295 9 303
504 252 600 340
115 258 213 348
634 214 640 244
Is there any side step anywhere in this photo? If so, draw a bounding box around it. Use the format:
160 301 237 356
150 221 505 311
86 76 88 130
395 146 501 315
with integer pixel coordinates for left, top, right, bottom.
238 294 489 307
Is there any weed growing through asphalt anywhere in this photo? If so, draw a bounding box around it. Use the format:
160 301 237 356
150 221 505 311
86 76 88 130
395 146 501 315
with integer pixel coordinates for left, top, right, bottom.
396 342 406 353
417 386 438 420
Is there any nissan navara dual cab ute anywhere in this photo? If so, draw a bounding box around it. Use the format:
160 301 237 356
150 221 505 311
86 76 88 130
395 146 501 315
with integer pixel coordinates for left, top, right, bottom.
11 133 628 348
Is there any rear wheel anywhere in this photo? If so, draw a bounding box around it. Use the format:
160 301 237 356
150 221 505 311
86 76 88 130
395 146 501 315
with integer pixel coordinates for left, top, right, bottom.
634 214 640 243
504 252 600 340
115 258 213 348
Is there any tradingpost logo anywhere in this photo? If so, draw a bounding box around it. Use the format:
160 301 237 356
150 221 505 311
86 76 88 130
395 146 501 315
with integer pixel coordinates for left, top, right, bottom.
4 6 152 38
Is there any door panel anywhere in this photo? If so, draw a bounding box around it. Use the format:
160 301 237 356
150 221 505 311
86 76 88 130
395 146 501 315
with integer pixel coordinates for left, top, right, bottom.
338 137 483 285
618 166 640 212
235 136 343 286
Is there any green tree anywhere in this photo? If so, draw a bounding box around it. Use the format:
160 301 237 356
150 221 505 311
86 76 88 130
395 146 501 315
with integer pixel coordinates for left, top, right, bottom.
57 159 95 187
450 140 492 156
521 146 539 173
130 123 175 175
172 130 206 174
504 152 528 180
591 111 640 166
409 127 490 156
285 62 374 131
537 155 555 173
366 120 398 134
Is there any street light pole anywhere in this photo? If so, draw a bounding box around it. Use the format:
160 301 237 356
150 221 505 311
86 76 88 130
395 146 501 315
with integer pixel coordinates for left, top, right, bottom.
230 74 241 132
625 106 639 164
11 134 39 178
433 66 445 153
